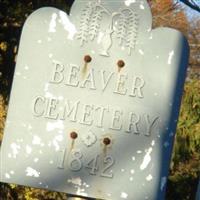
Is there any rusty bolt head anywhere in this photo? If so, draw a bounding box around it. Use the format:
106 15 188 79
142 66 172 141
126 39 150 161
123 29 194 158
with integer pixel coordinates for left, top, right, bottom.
70 131 78 139
103 137 111 146
84 55 92 63
117 60 125 68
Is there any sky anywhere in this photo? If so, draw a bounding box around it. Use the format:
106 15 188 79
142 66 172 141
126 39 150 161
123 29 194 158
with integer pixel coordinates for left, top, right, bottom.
178 0 200 20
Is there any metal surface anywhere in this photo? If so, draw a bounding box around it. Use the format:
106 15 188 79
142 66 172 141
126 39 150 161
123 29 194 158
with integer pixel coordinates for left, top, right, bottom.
0 0 189 200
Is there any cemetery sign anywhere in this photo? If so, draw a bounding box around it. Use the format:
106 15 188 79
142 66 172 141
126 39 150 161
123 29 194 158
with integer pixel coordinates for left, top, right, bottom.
0 0 189 199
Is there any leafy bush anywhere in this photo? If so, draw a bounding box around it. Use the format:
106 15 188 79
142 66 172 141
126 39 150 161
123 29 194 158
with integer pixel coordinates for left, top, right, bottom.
166 79 200 200
0 95 6 144
173 79 200 165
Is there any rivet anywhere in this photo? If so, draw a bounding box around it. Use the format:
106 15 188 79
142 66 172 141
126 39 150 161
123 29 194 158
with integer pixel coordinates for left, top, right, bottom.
117 60 125 68
117 60 125 72
84 55 92 63
103 137 111 146
70 131 78 139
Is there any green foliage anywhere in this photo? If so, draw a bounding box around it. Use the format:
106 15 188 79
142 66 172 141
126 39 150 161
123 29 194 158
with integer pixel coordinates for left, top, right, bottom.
166 79 200 200
0 95 6 143
173 79 200 163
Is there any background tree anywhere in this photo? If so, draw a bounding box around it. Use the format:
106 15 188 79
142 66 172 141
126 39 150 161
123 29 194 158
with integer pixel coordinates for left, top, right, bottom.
180 0 200 13
188 18 200 75
149 0 188 34
148 0 200 76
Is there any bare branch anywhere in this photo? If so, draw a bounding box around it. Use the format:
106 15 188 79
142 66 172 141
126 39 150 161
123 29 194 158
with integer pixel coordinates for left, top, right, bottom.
179 0 200 13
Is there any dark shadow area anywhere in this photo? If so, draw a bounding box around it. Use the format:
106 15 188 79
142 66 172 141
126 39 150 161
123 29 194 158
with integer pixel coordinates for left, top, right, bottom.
0 0 74 102
161 36 198 200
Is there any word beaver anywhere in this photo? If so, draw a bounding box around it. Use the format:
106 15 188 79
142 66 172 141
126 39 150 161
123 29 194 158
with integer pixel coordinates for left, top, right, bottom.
49 60 146 98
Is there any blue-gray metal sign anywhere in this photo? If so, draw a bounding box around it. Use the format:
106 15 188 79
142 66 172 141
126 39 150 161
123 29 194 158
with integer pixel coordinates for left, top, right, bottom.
0 0 189 199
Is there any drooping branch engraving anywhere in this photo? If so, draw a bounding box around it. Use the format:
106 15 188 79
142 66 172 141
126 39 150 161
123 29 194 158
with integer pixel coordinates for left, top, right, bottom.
117 11 128 46
77 1 139 56
77 2 94 46
89 5 110 41
124 9 139 55
89 6 103 41
117 9 139 55
77 2 110 46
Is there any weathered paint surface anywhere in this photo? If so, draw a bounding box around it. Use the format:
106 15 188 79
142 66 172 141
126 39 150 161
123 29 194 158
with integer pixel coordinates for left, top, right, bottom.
0 0 189 199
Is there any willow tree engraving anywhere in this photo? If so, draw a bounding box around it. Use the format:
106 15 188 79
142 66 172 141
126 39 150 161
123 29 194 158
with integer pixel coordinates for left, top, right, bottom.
77 2 110 46
116 8 139 55
77 2 139 56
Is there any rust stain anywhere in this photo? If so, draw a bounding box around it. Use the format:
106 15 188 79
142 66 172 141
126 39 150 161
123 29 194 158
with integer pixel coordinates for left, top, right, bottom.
97 136 112 199
103 145 107 157
82 62 88 76
69 131 78 151
66 131 78 161
117 81 125 92
82 55 92 78
70 139 75 152
101 136 112 158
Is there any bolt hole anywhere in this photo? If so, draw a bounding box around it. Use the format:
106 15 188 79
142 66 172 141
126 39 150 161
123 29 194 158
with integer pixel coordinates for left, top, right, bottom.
103 137 111 146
